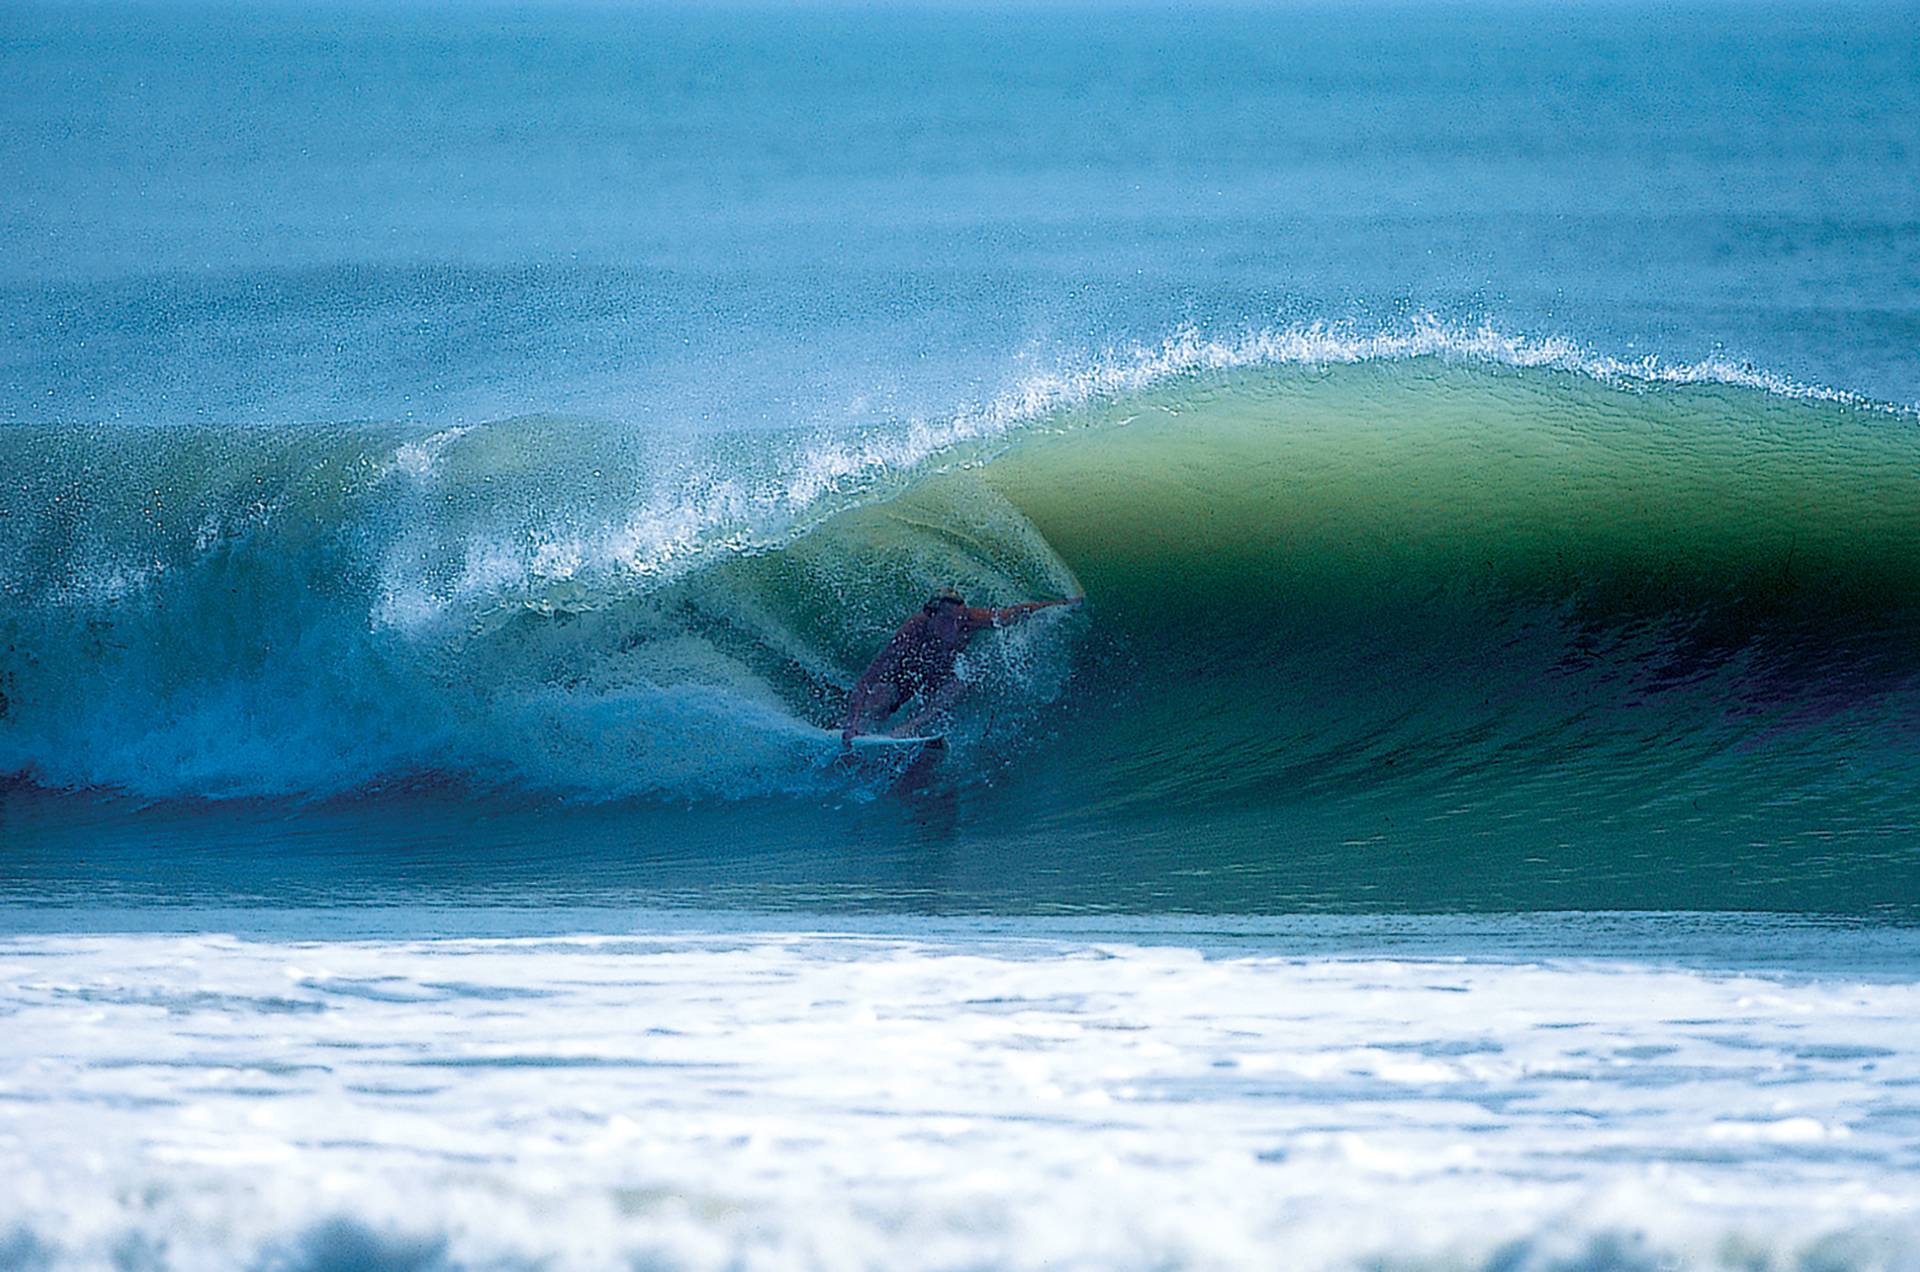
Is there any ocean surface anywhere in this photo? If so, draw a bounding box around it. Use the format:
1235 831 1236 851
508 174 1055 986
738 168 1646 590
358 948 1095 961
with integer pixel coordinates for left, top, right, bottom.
3 0 1919 1267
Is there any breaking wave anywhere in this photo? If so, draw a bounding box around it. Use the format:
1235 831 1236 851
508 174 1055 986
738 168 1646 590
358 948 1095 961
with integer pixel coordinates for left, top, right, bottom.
3 324 1917 849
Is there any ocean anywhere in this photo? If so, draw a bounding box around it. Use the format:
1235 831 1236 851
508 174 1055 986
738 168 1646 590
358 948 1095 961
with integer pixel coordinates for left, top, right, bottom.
3 0 1919 1266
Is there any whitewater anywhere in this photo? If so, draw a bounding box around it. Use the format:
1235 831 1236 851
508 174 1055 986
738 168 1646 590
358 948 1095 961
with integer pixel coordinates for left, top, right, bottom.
4 917 1919 1271
4 1 1919 1268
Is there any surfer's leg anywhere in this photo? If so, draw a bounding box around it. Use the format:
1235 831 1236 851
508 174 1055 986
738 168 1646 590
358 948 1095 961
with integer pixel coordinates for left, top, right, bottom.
890 677 968 736
850 682 904 735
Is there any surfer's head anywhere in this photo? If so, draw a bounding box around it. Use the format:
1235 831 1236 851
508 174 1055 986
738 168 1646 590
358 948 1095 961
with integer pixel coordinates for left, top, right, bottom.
923 589 965 615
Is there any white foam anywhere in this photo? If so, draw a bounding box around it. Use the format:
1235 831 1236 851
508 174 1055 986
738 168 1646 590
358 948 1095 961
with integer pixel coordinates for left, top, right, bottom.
388 425 474 480
2 929 1917 1269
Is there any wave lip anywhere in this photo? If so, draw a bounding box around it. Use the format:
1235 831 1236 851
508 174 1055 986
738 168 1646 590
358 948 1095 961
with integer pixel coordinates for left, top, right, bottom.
790 317 1909 535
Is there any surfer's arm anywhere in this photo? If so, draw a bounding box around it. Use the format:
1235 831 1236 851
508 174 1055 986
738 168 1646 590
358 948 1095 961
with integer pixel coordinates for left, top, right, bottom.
841 668 891 738
840 617 922 739
969 596 1082 629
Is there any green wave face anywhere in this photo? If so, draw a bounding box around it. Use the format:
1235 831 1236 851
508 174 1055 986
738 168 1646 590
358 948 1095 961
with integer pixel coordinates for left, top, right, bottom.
859 361 1920 911
4 359 1919 912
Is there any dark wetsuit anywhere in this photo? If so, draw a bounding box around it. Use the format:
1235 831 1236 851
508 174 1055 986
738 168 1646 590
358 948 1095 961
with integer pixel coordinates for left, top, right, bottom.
885 632 954 703
842 596 1079 739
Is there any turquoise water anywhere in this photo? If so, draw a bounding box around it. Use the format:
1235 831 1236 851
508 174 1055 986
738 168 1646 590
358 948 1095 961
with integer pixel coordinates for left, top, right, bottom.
6 355 1919 913
6 6 1920 1267
6 0 1919 421
4 0 1920 914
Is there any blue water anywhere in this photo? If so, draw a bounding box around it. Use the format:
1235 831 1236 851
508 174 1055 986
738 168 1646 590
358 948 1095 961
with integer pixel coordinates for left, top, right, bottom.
5 0 1918 431
7 6 1920 1268
6 0 1920 914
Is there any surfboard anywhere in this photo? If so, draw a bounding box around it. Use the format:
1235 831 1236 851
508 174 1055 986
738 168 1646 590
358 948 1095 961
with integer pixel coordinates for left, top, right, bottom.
843 731 945 749
776 715 943 750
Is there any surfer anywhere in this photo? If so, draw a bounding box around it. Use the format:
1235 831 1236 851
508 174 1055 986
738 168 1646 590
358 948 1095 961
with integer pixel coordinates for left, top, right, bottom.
840 590 1082 743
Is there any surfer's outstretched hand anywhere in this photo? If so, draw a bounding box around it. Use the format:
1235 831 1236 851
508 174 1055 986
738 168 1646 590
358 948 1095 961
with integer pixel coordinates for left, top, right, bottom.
983 595 1082 627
